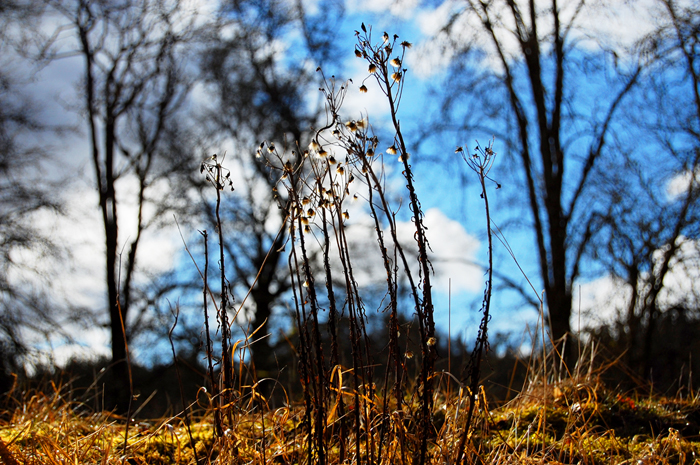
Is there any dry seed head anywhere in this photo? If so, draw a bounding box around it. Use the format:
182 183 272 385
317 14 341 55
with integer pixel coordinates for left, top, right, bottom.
302 196 310 205
303 280 309 288
398 153 410 162
405 351 414 359
310 140 321 151
382 31 389 43
355 48 362 58
360 84 368 93
342 211 350 220
366 147 374 157
318 149 328 158
307 208 315 217
401 41 412 48
387 145 397 155
368 63 377 73
267 142 275 153
336 165 345 175
391 72 402 82
345 120 357 131
427 337 437 346
328 155 337 164
304 225 311 233
390 57 401 67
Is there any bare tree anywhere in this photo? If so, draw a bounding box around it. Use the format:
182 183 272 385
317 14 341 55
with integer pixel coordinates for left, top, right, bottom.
427 0 643 361
194 0 343 380
0 0 65 387
47 0 203 410
587 0 700 381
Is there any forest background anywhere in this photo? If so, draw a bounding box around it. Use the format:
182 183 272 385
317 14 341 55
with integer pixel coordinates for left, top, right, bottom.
1 0 699 415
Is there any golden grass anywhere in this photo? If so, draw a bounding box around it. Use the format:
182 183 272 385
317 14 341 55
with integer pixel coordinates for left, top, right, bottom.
1 359 699 465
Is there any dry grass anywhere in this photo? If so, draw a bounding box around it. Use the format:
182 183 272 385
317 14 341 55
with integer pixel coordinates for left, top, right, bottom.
1 351 699 464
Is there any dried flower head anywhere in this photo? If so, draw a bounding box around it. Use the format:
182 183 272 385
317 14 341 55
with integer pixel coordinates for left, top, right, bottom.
359 84 368 93
391 72 402 82
387 145 397 155
390 57 401 67
401 41 412 48
368 64 377 73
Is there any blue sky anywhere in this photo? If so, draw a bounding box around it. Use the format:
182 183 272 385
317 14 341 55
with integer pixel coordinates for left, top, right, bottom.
15 0 700 367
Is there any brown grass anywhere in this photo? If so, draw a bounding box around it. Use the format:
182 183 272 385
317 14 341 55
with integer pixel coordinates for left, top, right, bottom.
1 351 699 464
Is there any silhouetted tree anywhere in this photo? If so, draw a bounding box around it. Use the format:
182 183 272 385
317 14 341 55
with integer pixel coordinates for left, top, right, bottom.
193 0 343 380
586 0 700 381
426 0 644 362
48 0 204 410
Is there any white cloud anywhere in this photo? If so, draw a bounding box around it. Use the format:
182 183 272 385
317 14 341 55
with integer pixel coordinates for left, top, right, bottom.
573 275 632 330
338 58 394 125
410 0 664 79
302 206 481 295
666 167 700 200
346 0 420 19
655 238 700 309
398 208 482 293
573 236 700 331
